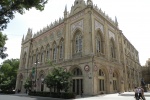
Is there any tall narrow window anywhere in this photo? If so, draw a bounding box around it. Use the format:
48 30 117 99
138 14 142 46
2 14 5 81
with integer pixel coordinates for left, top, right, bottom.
53 44 57 61
97 39 101 53
46 45 50 60
75 34 82 53
110 39 116 58
59 41 63 59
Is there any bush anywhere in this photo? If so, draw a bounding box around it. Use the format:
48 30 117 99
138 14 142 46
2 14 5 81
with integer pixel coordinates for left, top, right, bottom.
61 92 76 99
28 91 75 99
1 91 15 94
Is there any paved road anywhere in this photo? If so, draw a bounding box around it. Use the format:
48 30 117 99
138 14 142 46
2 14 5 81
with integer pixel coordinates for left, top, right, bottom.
0 92 150 100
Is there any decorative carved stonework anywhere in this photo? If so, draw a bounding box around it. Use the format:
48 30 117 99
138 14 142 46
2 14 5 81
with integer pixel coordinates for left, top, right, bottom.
109 30 115 40
108 24 115 31
50 33 54 40
71 13 84 21
71 20 83 33
94 65 97 71
95 20 104 33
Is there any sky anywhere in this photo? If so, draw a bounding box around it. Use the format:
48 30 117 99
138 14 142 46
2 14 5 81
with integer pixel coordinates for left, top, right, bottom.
0 0 150 66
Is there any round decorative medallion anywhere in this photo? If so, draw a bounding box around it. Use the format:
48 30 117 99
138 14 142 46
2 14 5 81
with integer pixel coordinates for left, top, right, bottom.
84 65 90 72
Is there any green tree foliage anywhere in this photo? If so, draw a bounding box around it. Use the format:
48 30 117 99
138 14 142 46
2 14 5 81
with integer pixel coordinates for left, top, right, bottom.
0 59 19 91
0 0 48 30
24 78 32 91
0 32 8 59
44 66 72 93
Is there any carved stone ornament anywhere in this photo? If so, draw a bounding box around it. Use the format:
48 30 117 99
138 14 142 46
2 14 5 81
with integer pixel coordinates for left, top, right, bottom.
84 65 90 72
94 65 98 71
71 20 83 34
95 20 104 33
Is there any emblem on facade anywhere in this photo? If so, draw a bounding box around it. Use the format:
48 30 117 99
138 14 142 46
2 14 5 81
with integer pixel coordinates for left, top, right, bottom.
84 65 90 72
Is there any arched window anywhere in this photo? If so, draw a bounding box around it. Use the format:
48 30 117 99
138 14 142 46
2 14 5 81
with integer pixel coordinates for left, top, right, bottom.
53 43 57 61
46 44 50 60
36 49 39 63
72 68 82 76
96 33 103 53
40 47 44 63
22 52 26 67
72 67 83 95
75 32 82 53
110 38 116 58
59 41 64 59
99 69 104 76
30 51 34 66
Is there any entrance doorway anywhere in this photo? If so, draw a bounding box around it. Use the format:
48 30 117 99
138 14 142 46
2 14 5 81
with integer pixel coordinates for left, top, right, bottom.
72 68 83 95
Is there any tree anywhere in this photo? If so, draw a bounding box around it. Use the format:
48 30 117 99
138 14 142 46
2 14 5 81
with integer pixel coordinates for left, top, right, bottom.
0 59 19 91
0 32 8 59
0 0 48 31
24 78 32 92
44 63 72 94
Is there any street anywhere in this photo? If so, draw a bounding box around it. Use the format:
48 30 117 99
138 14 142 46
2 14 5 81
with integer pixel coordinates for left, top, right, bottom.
0 92 150 100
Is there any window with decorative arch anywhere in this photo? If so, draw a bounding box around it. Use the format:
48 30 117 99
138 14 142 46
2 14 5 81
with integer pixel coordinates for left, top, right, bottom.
29 51 34 67
46 44 50 60
98 69 105 92
22 52 27 67
59 39 64 59
40 47 44 63
53 43 57 61
96 31 104 54
110 38 116 59
72 68 82 76
36 49 39 62
74 30 82 53
72 67 83 95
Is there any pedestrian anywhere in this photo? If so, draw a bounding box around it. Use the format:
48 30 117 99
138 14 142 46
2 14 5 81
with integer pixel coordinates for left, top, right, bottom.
141 87 146 100
134 87 139 100
138 87 145 100
81 89 83 97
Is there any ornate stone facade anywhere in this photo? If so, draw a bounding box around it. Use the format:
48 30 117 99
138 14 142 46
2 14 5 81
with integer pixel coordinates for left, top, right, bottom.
16 0 142 95
142 59 150 84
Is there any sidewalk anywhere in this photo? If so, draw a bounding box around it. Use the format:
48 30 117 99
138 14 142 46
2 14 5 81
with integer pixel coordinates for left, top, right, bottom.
120 91 150 97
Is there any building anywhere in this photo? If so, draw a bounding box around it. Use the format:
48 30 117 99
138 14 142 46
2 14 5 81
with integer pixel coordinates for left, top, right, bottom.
15 0 142 95
142 58 150 90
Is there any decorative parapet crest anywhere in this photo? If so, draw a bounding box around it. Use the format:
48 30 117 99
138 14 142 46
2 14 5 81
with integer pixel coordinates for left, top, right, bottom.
33 17 64 38
93 4 117 27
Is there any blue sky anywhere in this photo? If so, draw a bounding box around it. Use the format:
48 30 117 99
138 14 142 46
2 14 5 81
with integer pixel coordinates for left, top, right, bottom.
1 0 150 66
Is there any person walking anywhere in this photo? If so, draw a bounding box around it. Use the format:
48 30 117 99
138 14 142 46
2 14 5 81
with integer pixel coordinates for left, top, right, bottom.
134 87 139 100
138 87 146 100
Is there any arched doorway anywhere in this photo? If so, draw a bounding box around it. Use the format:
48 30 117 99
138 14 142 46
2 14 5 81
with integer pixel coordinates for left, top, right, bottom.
18 74 23 93
38 70 45 92
112 72 118 92
72 67 83 95
39 74 44 92
98 69 106 93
